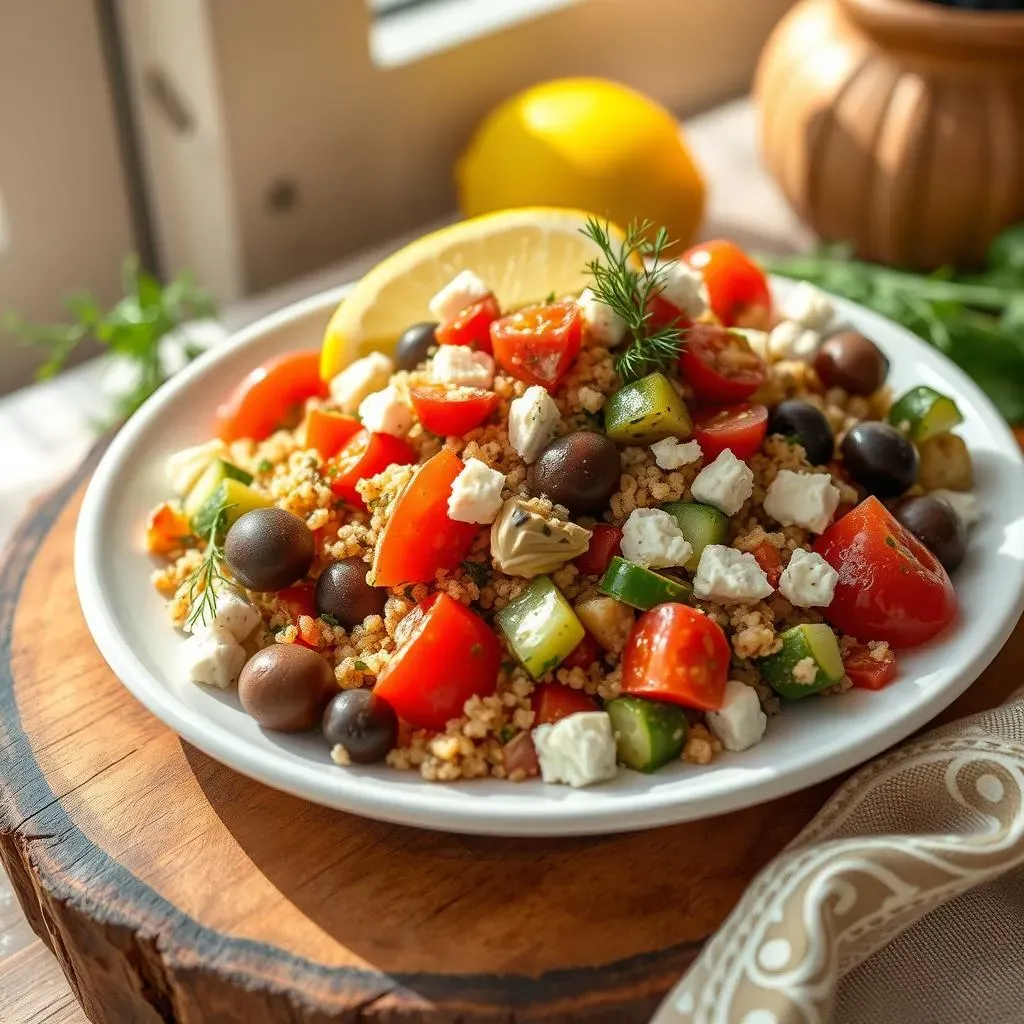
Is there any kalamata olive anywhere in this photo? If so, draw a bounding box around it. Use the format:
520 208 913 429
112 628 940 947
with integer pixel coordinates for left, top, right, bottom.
322 689 398 763
814 332 889 396
527 431 621 516
767 400 835 464
315 557 386 628
394 322 438 371
238 644 336 732
892 495 966 572
840 422 918 497
225 507 315 592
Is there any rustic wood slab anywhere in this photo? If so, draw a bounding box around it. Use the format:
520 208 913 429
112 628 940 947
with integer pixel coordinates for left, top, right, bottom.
1 452 1021 1023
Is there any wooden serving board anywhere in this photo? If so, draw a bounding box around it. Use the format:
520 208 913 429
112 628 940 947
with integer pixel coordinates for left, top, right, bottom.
1 450 1021 1023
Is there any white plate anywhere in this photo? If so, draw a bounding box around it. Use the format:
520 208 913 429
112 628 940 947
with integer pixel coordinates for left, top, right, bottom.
75 280 1024 836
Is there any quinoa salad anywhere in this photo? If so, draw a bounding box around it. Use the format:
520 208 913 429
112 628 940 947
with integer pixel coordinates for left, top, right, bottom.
146 217 979 788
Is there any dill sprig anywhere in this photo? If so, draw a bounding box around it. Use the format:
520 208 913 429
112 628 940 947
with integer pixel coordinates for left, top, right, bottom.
581 217 686 382
184 499 235 630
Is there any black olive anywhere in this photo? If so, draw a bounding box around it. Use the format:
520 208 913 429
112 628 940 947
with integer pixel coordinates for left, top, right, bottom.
768 400 835 464
840 422 918 497
394 322 438 371
315 557 385 628
527 431 621 516
225 507 315 591
814 332 889 396
239 644 336 732
892 495 966 572
322 689 398 763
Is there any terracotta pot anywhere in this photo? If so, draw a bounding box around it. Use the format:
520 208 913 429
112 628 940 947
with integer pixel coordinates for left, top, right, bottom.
755 0 1024 268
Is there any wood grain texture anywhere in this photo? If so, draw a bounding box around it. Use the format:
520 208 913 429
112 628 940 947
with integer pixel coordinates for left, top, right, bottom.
0 452 1021 1022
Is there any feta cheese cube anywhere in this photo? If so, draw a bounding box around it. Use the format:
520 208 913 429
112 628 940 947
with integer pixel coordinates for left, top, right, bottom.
764 469 840 534
185 584 260 642
576 287 627 348
690 449 754 516
428 270 490 324
358 384 413 438
650 437 702 471
693 544 773 603
448 458 506 524
767 320 821 362
533 711 618 788
430 345 495 389
931 489 981 530
166 439 228 496
653 260 709 319
181 625 246 689
621 508 693 569
329 352 394 414
778 548 838 608
780 281 835 332
706 680 767 752
508 385 561 463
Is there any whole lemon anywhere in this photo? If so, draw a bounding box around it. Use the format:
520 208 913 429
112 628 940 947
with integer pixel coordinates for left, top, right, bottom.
457 78 706 250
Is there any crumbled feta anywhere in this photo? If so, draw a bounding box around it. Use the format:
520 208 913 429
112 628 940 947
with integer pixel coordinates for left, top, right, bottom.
791 656 818 685
181 625 246 689
690 450 754 516
358 384 413 437
166 439 228 496
778 548 838 608
706 680 767 752
428 270 490 324
185 584 260 642
650 437 702 471
764 469 840 534
693 544 773 603
653 260 709 319
780 281 835 332
430 345 495 389
767 320 821 362
577 287 627 348
329 352 394 414
508 385 561 463
448 457 505 524
621 508 693 570
533 712 618 788
931 489 981 530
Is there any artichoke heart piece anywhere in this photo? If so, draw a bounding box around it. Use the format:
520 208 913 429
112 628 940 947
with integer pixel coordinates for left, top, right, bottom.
490 498 591 578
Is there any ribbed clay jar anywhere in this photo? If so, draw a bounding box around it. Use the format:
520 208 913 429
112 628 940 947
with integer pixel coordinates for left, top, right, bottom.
754 0 1024 269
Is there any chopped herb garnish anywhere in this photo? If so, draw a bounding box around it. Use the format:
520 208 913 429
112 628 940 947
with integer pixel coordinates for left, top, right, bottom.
354 659 369 672
498 724 516 744
460 559 491 587
183 498 235 629
320 613 339 627
257 459 274 474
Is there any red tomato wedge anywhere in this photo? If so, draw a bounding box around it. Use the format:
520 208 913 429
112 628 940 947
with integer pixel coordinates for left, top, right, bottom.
693 403 768 462
751 542 783 588
843 641 898 690
436 294 500 353
573 524 624 576
560 632 603 671
531 682 599 724
814 496 957 648
490 300 582 389
684 240 772 328
329 429 416 508
374 593 501 731
305 409 361 459
622 604 729 711
409 385 499 436
681 324 766 404
278 584 316 620
371 448 479 588
215 351 328 443
145 502 191 556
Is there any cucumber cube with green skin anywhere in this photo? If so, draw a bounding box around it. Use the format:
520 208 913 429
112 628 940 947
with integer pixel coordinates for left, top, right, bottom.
599 557 692 610
606 696 688 772
888 386 963 441
604 372 693 445
759 623 844 700
184 459 254 522
660 502 730 571
495 576 585 679
191 479 273 539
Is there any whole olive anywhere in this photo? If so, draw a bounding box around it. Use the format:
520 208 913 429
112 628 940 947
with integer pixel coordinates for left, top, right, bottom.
322 689 398 763
527 432 621 516
238 644 336 732
814 332 889 396
394 322 438 371
840 422 918 497
315 557 386 628
768 400 835 465
892 495 966 572
225 507 315 592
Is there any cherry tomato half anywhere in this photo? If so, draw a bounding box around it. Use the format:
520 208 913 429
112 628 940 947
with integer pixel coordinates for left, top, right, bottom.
409 385 499 436
436 294 500 353
645 292 691 334
375 593 501 731
621 604 729 711
681 324 766 404
215 351 328 443
683 240 772 328
573 525 624 576
305 408 361 459
329 429 416 508
842 641 898 690
490 300 582 389
531 682 599 725
750 542 783 588
814 496 957 648
693 403 768 462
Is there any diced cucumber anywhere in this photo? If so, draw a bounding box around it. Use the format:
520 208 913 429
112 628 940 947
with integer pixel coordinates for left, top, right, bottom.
495 576 585 679
191 478 272 539
888 386 963 441
599 556 691 610
759 623 844 700
604 372 692 445
606 696 688 772
184 459 254 522
660 502 730 571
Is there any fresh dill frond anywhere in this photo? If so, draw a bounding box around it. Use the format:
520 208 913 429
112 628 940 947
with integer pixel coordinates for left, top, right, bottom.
184 500 235 630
